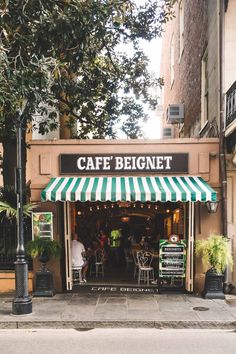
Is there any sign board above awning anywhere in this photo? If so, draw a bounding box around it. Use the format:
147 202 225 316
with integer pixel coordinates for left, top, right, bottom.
41 176 217 203
59 153 189 174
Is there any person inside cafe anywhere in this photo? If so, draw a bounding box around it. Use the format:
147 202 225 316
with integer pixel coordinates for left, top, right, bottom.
109 226 122 267
71 232 88 283
98 229 109 256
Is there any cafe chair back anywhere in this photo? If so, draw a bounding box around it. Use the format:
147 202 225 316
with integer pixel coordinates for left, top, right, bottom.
94 248 105 277
136 250 154 286
132 250 139 279
72 266 83 285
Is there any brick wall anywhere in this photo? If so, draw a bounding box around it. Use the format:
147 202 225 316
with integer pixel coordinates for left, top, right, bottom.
161 0 208 137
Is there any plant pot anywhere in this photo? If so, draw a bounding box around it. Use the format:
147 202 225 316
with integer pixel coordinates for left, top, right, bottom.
203 268 225 299
34 252 54 297
39 251 50 271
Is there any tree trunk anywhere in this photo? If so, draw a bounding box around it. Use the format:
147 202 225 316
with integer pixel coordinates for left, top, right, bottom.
2 130 27 193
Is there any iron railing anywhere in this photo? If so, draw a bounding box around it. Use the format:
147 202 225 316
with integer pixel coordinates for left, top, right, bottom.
226 80 236 128
0 221 32 270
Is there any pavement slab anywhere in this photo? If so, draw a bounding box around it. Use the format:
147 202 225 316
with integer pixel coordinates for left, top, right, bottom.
1 293 236 329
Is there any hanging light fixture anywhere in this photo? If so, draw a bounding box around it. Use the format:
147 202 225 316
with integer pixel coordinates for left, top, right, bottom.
205 201 219 213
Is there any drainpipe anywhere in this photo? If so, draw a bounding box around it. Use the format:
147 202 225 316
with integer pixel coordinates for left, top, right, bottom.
219 0 227 238
219 0 234 293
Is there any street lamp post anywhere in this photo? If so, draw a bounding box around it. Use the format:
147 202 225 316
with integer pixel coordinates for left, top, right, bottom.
12 115 32 315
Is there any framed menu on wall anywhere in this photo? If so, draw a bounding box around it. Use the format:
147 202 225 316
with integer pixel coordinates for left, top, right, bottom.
159 239 186 278
32 212 53 240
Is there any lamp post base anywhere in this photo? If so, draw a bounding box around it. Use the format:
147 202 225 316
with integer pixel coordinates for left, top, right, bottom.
12 297 32 315
12 259 33 315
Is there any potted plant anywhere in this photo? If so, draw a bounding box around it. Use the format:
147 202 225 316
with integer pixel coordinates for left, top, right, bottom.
195 235 233 299
26 237 61 297
26 237 61 270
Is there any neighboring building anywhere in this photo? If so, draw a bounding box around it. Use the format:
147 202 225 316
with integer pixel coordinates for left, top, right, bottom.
160 0 236 292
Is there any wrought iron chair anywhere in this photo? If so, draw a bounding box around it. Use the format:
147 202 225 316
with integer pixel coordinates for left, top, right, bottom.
132 250 139 279
136 250 155 286
72 266 83 285
124 249 134 272
94 248 105 277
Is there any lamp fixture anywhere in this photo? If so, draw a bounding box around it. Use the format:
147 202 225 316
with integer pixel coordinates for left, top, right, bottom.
205 201 219 214
121 216 130 223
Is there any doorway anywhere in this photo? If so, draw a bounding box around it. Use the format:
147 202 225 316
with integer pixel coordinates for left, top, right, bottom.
64 201 194 292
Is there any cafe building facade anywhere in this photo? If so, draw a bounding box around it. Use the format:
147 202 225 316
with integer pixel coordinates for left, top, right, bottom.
29 137 221 295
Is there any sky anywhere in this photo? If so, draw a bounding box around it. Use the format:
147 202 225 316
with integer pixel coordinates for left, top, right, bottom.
117 37 163 139
119 0 163 139
139 37 162 139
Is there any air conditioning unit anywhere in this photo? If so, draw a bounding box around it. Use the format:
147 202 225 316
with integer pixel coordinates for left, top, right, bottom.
167 104 184 124
162 126 174 139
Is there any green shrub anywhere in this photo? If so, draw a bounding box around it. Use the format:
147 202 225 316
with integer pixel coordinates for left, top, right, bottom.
195 235 233 274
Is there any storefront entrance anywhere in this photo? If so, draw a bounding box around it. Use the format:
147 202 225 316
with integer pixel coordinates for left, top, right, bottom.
31 139 220 295
63 199 195 293
40 174 216 293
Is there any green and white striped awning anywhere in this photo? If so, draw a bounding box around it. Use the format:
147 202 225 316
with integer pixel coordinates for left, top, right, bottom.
41 176 217 203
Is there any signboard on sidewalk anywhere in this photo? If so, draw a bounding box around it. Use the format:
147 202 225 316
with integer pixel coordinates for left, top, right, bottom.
32 212 53 240
159 239 186 278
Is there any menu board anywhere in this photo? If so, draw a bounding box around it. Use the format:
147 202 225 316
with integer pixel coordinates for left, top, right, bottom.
159 239 186 278
32 212 53 240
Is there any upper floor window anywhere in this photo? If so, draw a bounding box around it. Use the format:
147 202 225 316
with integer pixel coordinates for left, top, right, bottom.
170 33 175 86
179 0 184 60
201 49 209 129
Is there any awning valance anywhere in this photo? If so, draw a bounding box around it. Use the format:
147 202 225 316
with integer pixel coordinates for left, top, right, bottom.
41 176 217 203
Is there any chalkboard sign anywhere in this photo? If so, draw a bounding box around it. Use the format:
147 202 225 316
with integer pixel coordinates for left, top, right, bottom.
159 239 186 278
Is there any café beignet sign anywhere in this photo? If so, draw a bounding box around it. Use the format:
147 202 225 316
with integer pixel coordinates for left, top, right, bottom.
59 153 188 174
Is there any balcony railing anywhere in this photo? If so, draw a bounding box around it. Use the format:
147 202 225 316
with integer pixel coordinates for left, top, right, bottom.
226 80 236 128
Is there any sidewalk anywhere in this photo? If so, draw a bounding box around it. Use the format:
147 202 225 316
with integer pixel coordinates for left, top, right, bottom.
1 292 236 329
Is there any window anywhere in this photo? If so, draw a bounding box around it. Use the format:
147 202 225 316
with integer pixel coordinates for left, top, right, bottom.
170 33 175 85
201 49 209 128
179 0 184 59
163 127 173 138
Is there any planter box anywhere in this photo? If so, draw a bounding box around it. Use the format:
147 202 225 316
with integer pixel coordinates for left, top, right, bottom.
203 269 225 299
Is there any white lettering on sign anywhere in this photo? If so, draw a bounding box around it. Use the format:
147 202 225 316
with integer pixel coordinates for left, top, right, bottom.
75 155 180 172
136 156 146 169
164 156 172 169
103 156 112 170
77 157 86 170
155 156 164 169
87 157 95 170
124 156 132 170
115 156 123 170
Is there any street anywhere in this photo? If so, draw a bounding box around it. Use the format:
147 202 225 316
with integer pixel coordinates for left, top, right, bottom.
0 329 235 354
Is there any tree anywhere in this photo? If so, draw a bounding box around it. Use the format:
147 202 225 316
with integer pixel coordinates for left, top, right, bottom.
0 0 173 187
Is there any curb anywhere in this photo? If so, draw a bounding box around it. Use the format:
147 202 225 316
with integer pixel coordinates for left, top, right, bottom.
1 320 236 330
